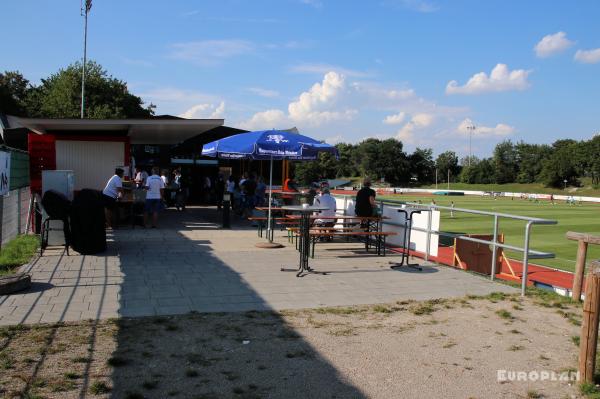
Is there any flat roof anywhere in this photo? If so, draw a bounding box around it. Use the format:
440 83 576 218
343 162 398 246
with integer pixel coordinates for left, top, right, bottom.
5 115 224 145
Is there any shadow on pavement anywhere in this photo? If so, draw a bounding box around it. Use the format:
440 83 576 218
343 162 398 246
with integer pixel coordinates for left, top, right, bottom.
104 207 367 398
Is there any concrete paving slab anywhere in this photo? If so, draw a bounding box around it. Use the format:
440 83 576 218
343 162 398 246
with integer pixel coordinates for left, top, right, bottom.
0 206 517 325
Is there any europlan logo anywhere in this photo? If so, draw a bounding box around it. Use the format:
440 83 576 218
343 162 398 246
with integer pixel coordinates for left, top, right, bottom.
497 369 580 382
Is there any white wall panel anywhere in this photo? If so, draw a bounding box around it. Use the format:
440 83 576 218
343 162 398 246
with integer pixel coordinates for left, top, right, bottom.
56 140 124 190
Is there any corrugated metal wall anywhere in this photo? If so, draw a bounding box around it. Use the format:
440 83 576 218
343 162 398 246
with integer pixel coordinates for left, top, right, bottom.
0 147 32 248
55 140 124 190
9 150 29 190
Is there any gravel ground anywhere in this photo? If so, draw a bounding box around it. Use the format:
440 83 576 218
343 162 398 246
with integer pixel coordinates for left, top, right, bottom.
0 292 584 399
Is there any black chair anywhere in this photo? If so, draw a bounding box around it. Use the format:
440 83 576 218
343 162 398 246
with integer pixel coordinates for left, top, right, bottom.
40 190 71 256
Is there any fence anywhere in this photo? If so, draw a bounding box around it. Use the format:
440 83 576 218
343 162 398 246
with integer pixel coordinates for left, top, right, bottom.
333 194 558 296
0 146 31 248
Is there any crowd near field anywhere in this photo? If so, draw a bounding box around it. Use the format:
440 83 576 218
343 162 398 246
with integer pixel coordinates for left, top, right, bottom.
378 193 600 273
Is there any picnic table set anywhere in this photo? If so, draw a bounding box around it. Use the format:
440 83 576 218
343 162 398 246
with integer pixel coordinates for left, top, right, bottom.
252 206 396 277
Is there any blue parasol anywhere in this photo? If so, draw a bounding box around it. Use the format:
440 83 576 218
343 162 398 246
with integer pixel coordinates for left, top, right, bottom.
202 130 338 242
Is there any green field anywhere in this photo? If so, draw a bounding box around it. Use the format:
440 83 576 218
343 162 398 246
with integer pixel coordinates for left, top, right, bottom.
379 194 600 272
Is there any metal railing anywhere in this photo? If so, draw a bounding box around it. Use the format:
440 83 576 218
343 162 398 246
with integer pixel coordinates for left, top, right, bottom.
336 195 558 296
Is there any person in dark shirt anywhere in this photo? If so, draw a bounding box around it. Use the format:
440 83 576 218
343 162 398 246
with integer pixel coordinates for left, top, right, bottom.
355 178 376 217
241 174 257 218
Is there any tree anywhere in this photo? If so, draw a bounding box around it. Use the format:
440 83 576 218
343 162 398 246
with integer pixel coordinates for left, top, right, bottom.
459 156 480 184
334 142 358 177
0 71 30 115
293 152 339 185
539 139 580 187
26 60 154 118
435 151 459 182
492 140 518 184
408 148 435 185
515 142 551 183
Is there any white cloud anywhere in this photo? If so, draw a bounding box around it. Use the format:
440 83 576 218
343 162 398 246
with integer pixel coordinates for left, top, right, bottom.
169 40 255 66
575 48 600 64
238 109 287 131
383 112 406 125
179 101 225 119
446 64 531 95
457 118 514 137
238 72 358 130
324 134 344 144
139 87 224 117
288 72 357 125
396 113 434 144
246 87 280 98
289 63 373 78
534 31 574 58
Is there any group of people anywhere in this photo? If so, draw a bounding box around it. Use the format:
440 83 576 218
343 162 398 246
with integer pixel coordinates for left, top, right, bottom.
102 166 181 229
225 173 268 217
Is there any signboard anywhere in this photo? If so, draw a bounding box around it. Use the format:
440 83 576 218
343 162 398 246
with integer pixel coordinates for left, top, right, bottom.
0 151 10 196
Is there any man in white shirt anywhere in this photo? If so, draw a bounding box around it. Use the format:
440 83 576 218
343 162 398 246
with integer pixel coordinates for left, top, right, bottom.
134 167 148 188
145 167 165 228
102 168 124 228
313 187 337 226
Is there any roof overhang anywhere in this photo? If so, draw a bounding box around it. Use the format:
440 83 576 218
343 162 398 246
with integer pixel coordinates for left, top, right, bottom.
6 115 224 145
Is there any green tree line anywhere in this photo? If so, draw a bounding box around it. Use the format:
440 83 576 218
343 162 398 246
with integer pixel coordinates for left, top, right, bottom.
294 137 600 189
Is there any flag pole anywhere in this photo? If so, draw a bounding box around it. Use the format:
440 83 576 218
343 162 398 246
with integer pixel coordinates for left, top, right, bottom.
80 0 91 119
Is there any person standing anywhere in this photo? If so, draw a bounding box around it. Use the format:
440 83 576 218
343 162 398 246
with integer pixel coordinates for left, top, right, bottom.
241 174 257 218
102 168 124 228
134 167 148 189
255 176 267 207
145 167 165 228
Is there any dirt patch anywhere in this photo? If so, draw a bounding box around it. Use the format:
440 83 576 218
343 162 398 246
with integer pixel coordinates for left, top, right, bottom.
0 294 584 398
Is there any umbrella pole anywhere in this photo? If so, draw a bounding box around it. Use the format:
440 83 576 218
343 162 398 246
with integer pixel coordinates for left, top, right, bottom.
267 155 274 242
256 155 284 249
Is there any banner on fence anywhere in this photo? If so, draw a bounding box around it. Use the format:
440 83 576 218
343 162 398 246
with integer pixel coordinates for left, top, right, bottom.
0 151 10 196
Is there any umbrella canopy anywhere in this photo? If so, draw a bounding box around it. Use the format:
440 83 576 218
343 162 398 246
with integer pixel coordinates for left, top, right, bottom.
201 129 338 244
201 129 338 160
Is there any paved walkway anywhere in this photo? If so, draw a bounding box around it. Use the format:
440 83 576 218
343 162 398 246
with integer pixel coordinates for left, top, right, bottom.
0 207 516 325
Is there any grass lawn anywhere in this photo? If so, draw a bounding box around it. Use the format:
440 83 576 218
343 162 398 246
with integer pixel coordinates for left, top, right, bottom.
379 194 600 272
0 235 39 276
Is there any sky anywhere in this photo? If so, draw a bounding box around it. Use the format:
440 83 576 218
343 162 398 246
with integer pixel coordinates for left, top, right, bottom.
2 0 600 158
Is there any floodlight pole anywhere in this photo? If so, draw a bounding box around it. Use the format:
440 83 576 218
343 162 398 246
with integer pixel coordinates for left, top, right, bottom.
466 124 476 166
80 1 89 119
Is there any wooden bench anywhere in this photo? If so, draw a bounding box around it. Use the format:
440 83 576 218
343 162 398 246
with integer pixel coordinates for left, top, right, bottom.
307 230 397 257
248 216 300 237
286 226 363 245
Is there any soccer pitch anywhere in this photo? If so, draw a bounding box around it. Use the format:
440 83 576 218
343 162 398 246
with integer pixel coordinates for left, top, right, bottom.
379 194 600 273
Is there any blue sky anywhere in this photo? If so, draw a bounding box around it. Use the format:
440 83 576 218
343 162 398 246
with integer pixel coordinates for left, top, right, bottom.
2 0 600 158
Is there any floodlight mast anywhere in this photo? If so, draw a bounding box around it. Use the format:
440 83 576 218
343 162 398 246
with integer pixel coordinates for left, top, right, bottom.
80 0 92 119
466 124 476 166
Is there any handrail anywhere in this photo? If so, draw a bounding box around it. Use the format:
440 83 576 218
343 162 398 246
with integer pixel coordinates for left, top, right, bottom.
334 194 558 296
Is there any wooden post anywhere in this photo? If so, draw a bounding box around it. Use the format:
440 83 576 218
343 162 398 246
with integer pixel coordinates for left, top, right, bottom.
573 240 589 301
579 260 600 383
567 231 600 302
